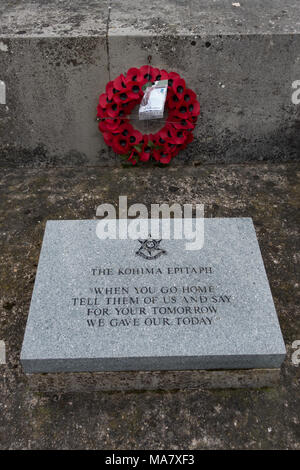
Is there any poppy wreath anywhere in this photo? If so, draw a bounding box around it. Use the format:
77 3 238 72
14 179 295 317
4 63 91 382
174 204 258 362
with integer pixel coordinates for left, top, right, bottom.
97 65 200 165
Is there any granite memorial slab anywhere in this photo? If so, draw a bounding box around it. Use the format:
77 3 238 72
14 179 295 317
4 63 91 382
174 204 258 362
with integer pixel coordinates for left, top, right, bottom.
21 218 286 374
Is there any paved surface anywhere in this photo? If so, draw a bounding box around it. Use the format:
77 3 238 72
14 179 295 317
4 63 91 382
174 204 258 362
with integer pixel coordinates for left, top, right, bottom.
0 162 299 449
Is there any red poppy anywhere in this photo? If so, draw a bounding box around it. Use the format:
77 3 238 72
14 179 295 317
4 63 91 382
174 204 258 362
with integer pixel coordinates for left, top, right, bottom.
138 135 153 162
106 102 123 118
154 125 171 144
153 69 169 81
163 124 178 143
117 122 132 135
172 102 190 120
155 127 168 146
113 74 126 92
98 120 108 133
139 65 156 84
153 148 172 164
172 77 186 97
166 141 179 156
149 67 160 81
106 80 119 100
119 122 143 145
166 89 183 110
126 80 143 99
113 90 132 105
167 71 180 88
172 129 189 145
188 100 200 117
99 93 109 109
112 134 131 154
102 131 113 146
96 104 106 119
139 152 151 163
103 118 123 132
182 88 197 105
160 154 172 164
179 132 194 150
169 114 195 130
129 129 143 145
148 133 158 146
126 67 143 83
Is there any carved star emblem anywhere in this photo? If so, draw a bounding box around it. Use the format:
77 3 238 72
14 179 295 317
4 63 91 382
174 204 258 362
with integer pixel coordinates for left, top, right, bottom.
136 237 166 260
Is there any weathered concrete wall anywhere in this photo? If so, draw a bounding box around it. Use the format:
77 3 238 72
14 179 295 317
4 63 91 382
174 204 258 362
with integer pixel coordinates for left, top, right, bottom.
1 0 300 166
0 37 111 166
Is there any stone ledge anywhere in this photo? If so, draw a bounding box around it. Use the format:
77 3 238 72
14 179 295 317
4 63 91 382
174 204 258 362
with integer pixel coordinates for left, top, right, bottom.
1 0 300 37
25 368 281 393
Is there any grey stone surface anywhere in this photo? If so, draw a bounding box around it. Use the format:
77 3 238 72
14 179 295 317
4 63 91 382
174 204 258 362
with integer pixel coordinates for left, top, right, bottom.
21 218 286 373
1 1 300 166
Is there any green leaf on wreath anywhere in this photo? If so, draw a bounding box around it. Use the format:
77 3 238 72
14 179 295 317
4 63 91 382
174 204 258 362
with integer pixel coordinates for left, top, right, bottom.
133 144 143 153
142 81 154 92
120 153 130 160
147 140 155 148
